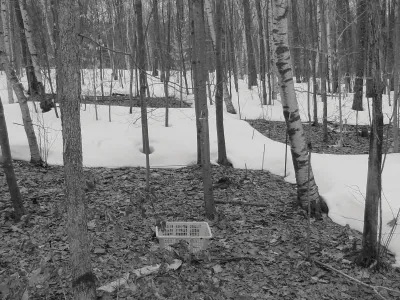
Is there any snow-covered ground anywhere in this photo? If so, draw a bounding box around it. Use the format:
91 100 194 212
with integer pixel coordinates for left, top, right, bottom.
0 70 399 266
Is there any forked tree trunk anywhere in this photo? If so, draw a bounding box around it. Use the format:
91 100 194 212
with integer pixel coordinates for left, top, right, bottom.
242 0 258 89
0 51 42 165
272 0 325 218
192 0 216 220
0 96 25 221
57 1 96 298
359 0 384 267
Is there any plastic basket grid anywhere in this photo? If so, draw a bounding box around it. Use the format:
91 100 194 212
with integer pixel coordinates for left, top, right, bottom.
156 222 212 253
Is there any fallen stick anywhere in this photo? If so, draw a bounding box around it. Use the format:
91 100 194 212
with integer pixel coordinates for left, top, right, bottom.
215 200 270 207
97 259 182 293
192 198 270 207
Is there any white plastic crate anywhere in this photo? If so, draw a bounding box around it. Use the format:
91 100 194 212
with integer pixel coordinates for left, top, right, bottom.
156 221 212 253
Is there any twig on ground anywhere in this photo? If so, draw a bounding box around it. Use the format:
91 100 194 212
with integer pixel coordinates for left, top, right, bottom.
193 198 270 208
314 259 400 300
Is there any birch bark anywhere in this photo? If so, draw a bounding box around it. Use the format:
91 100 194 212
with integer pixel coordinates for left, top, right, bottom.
272 0 326 217
0 51 42 165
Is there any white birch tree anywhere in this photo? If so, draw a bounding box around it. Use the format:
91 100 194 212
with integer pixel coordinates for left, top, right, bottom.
272 0 326 218
0 51 42 165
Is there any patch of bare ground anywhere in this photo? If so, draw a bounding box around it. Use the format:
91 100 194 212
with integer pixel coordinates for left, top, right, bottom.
247 119 394 155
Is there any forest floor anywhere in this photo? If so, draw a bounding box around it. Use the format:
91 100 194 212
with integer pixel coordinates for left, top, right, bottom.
1 158 400 299
81 95 191 108
247 119 394 155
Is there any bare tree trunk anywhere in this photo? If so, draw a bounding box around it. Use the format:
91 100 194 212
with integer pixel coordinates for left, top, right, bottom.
176 0 189 95
320 0 328 142
164 0 172 127
268 0 277 101
136 0 151 191
190 0 202 164
153 0 165 82
1 0 14 103
0 51 42 165
290 0 302 83
192 0 216 220
272 0 326 218
310 0 318 125
256 0 267 105
0 96 25 221
13 0 39 95
39 0 55 52
215 0 230 166
393 0 400 153
204 0 235 114
18 0 45 96
360 0 384 267
57 1 96 298
265 0 272 105
227 0 241 114
329 1 339 94
242 0 258 88
352 0 367 111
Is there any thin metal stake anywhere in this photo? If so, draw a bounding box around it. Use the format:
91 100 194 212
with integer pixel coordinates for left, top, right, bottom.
284 133 288 177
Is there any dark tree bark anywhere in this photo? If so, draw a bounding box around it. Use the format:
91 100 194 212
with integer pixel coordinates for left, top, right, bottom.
337 0 353 93
256 0 267 105
310 0 318 125
153 0 165 82
242 0 258 89
13 0 40 96
265 0 273 105
290 0 302 83
176 0 189 95
57 0 96 298
393 0 400 152
0 96 25 221
352 0 367 111
192 0 216 220
359 0 384 267
215 0 230 166
136 0 151 191
330 2 339 94
320 0 328 142
189 0 202 164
